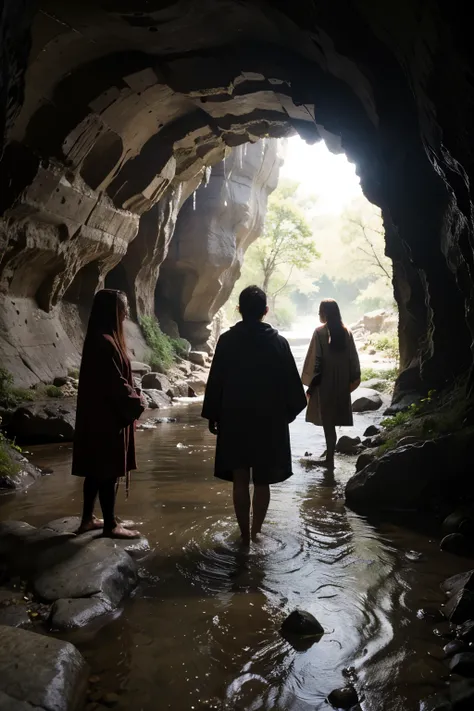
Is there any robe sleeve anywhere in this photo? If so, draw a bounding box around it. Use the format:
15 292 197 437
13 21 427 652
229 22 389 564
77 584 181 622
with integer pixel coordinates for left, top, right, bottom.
301 329 322 387
282 339 308 423
348 330 361 382
101 338 144 425
201 336 226 422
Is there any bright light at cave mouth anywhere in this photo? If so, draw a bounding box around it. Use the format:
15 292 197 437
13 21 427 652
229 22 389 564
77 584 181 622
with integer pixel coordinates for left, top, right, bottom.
280 134 363 214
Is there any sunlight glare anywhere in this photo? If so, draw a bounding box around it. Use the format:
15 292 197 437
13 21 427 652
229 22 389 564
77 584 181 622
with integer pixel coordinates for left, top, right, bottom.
279 135 362 215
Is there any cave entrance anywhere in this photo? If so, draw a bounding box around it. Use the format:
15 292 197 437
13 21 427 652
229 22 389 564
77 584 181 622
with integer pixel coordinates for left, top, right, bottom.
218 135 398 381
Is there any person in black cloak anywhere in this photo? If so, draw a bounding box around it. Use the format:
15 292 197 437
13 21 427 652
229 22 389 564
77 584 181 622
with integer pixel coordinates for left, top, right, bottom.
202 285 307 545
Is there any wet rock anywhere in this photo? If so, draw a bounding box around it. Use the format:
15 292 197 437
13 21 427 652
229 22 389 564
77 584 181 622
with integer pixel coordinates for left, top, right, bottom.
131 361 151 376
0 443 43 491
450 653 474 677
441 534 473 558
0 519 143 629
351 387 383 412
170 380 193 398
363 424 381 437
141 372 171 391
355 450 376 472
446 640 470 657
419 692 452 711
444 589 474 624
0 625 88 710
450 678 474 708
384 393 422 415
4 400 76 443
327 685 359 709
101 692 120 707
188 351 208 367
0 604 31 628
457 620 474 643
336 435 361 455
49 597 112 631
142 389 172 409
442 571 474 597
186 374 208 395
433 621 456 639
280 609 324 637
443 509 474 537
346 435 471 513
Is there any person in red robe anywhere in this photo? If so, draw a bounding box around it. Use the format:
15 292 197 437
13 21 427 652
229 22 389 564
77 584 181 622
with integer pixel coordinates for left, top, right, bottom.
72 289 145 538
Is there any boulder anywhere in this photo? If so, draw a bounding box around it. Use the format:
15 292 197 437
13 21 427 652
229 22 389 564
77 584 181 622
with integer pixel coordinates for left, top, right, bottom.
131 361 151 376
280 609 324 637
363 309 388 333
170 380 194 398
351 388 383 412
450 678 474 709
443 509 474 537
186 374 208 395
458 621 474 643
449 653 474 677
0 625 88 711
441 534 474 558
363 425 381 437
188 351 208 367
384 392 422 415
142 389 172 409
4 400 76 443
346 434 472 512
0 518 146 630
445 641 470 657
442 571 474 597
327 686 359 709
336 435 361 455
141 372 172 392
443 589 474 623
355 451 376 472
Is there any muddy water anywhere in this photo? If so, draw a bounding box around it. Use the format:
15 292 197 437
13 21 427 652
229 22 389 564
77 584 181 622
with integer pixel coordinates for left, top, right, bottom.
0 340 469 711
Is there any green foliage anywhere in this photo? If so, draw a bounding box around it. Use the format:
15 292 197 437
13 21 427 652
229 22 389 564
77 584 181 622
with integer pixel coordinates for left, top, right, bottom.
44 385 64 398
139 316 186 372
170 337 191 358
381 404 420 430
0 434 20 480
377 438 397 456
366 333 398 360
68 368 80 379
0 367 36 408
361 366 398 382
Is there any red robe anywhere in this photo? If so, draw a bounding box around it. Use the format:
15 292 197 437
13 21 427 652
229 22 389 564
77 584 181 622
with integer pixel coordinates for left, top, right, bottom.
72 334 144 481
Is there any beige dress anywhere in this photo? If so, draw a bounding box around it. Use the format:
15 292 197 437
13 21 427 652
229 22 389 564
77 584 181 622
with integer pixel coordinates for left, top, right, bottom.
302 325 360 426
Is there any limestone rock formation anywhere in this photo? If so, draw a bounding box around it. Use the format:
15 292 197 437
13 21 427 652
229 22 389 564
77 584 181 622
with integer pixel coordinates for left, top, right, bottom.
0 2 473 398
157 140 282 347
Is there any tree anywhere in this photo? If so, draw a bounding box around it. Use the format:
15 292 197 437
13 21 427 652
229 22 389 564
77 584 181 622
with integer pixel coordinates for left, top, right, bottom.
341 198 392 285
254 185 319 295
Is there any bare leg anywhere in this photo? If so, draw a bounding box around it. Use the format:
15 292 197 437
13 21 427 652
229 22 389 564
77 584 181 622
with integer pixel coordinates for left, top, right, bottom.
251 484 270 541
232 469 251 546
100 480 140 539
76 477 104 534
323 424 337 468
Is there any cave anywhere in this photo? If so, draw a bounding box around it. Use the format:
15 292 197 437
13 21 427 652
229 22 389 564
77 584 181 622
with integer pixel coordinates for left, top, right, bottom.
0 1 473 399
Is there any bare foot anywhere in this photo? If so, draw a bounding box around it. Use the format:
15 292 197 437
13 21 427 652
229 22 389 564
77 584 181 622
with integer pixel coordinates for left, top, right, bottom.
251 532 260 543
103 525 141 539
75 516 104 535
239 534 250 548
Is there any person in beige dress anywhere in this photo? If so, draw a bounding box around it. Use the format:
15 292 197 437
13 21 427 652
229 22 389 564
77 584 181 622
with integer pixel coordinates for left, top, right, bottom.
302 298 361 468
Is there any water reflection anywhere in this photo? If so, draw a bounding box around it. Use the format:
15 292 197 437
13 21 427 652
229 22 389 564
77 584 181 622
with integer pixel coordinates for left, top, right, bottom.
0 398 468 710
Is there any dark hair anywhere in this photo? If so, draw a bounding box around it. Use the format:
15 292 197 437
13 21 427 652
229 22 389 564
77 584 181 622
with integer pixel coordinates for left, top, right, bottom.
84 289 128 360
239 285 267 321
319 298 346 352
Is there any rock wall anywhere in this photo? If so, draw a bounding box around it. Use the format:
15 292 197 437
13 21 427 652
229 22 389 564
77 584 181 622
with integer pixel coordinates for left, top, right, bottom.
156 140 281 348
0 1 473 396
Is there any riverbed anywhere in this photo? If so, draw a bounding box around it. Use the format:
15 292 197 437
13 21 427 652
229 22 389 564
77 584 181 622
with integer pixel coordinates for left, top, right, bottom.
0 338 467 711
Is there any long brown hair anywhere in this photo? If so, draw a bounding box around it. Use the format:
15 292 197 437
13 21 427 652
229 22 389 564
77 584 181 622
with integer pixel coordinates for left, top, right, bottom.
83 288 128 362
320 298 346 352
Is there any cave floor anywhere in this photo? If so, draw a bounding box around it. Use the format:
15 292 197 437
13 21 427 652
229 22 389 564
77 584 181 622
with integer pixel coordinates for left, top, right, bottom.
0 395 467 711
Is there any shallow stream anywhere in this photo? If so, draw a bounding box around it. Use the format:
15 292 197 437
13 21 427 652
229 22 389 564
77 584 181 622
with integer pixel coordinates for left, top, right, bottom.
0 339 468 710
